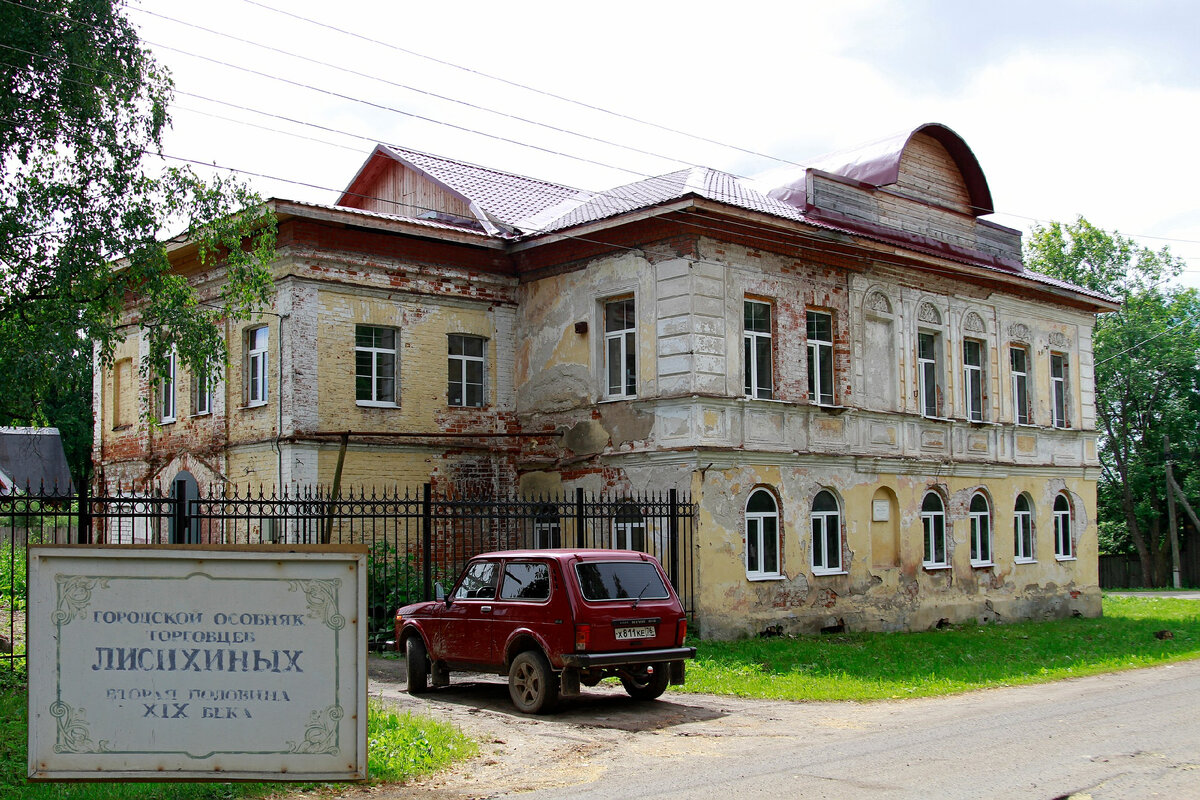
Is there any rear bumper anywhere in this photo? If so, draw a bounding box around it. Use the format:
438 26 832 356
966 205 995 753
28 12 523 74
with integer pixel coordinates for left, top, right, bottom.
560 646 696 669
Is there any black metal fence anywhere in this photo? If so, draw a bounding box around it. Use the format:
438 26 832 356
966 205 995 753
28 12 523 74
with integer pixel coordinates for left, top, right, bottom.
1 484 696 664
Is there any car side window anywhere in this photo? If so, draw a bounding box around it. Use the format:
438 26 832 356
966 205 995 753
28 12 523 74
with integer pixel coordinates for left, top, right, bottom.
500 562 551 601
454 561 498 600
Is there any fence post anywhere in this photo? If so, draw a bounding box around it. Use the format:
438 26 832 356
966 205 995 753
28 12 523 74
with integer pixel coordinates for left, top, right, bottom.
422 483 433 602
575 487 585 548
76 482 91 545
668 488 680 591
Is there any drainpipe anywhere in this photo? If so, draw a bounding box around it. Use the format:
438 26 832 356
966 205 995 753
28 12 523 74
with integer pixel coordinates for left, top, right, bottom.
276 312 289 494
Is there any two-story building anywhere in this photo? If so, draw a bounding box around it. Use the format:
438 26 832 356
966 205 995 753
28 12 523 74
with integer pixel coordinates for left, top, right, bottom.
94 123 1116 637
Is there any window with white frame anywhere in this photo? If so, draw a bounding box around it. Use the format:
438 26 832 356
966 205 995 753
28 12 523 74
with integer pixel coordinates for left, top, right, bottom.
1014 494 1035 562
604 297 636 398
811 490 842 574
192 369 212 416
1010 346 1031 425
355 325 397 406
807 311 834 406
744 300 773 399
918 331 942 418
922 492 948 567
963 339 985 422
1054 493 1074 559
969 492 992 566
448 334 486 407
612 502 645 551
745 489 780 579
245 326 269 407
533 506 561 549
1050 353 1068 428
159 351 176 423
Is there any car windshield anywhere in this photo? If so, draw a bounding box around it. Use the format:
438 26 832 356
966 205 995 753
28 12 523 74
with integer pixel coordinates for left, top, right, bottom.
575 561 669 602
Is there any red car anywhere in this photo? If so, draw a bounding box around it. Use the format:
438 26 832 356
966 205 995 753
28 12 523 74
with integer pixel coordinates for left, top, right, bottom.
394 549 695 713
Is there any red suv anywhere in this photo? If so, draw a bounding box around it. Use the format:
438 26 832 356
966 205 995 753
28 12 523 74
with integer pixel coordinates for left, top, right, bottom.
394 549 695 713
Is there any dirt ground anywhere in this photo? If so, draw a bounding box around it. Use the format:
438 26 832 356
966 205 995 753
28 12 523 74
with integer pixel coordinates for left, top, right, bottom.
313 655 740 800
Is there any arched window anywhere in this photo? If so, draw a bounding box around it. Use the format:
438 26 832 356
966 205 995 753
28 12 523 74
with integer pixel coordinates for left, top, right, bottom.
612 502 645 551
921 492 947 567
811 490 842 574
1014 494 1035 562
1054 494 1074 559
745 489 780 579
968 493 992 566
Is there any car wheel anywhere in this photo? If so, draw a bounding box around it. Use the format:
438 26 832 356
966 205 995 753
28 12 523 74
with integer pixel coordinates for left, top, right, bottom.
508 650 558 714
620 662 670 701
405 635 430 694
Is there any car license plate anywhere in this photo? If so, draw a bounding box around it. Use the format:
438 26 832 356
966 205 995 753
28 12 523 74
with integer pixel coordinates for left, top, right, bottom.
615 625 655 640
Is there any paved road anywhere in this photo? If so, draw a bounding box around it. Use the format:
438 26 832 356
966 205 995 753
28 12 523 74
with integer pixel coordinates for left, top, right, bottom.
366 658 1200 800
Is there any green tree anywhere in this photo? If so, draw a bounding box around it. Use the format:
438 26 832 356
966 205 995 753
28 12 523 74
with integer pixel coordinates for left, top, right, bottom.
0 0 276 484
1026 217 1200 586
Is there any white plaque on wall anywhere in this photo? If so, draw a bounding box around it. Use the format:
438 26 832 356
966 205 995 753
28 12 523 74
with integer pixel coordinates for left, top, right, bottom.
872 500 890 522
27 545 367 783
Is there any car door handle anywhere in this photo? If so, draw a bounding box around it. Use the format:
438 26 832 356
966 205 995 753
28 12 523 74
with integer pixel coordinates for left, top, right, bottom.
481 606 492 613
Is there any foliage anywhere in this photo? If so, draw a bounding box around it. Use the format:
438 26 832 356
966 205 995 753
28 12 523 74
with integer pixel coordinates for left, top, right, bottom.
366 700 476 782
0 0 277 483
0 543 27 611
366 540 450 649
1025 217 1200 585
682 596 1200 701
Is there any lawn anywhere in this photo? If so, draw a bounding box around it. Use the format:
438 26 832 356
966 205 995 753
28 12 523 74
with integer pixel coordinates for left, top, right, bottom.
682 594 1200 701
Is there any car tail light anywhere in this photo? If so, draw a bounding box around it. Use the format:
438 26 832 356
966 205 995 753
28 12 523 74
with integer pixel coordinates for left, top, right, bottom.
676 618 687 646
575 624 591 652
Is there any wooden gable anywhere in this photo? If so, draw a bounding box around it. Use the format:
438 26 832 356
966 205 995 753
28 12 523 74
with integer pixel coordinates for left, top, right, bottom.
895 133 976 215
341 154 475 223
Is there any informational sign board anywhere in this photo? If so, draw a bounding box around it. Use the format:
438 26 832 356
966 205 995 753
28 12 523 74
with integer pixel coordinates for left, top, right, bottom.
27 545 367 782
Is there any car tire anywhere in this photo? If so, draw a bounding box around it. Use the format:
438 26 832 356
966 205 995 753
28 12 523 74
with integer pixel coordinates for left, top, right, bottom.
405 635 430 694
508 649 558 714
620 662 670 701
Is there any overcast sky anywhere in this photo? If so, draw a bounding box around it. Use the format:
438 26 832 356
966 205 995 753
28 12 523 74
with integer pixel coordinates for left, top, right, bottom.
130 0 1200 281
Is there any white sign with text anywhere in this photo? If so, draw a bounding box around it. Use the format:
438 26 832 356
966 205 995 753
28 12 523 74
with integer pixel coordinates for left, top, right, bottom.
27 546 367 782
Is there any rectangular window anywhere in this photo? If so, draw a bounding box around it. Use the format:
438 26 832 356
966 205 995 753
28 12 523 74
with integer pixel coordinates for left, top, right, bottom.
159 351 176 423
807 311 834 406
1050 353 1068 428
193 370 212 416
918 331 941 418
355 325 397 406
604 297 636 398
245 326 269 407
1010 347 1031 425
963 339 984 422
743 300 773 399
113 358 133 428
448 334 487 407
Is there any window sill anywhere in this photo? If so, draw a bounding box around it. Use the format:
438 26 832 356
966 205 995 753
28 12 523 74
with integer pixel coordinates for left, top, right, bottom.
111 424 132 432
356 401 399 409
920 415 952 423
923 563 952 571
968 420 1000 428
190 412 212 419
1014 558 1038 565
746 573 784 582
159 418 176 426
812 569 847 577
970 561 994 569
813 404 848 415
599 395 637 403
447 404 489 410
740 395 784 403
1055 555 1078 562
241 401 268 410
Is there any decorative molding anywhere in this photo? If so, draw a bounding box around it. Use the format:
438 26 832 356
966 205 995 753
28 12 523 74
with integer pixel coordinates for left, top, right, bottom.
1008 323 1031 343
1048 331 1070 348
866 291 892 314
918 302 941 325
963 312 986 333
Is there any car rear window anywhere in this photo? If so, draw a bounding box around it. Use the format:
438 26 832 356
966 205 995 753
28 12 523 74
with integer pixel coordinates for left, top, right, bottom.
575 561 669 602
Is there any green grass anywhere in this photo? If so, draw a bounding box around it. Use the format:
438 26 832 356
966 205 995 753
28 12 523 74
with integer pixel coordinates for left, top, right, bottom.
681 595 1200 701
0 670 473 800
